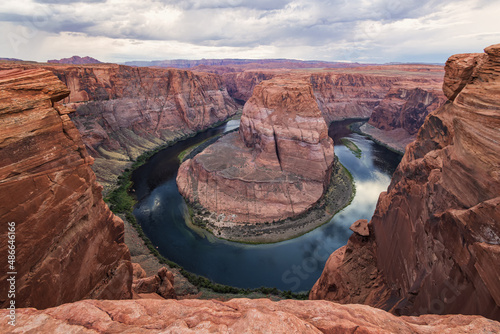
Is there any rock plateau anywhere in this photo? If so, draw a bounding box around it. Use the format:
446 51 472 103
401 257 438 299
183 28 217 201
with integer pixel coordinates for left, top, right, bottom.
0 69 132 309
310 44 500 321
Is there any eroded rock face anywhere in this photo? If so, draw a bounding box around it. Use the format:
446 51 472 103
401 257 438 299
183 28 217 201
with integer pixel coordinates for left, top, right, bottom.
39 64 238 190
0 69 132 309
368 85 446 135
177 78 334 227
222 65 444 124
132 267 176 299
1 298 499 333
311 44 500 321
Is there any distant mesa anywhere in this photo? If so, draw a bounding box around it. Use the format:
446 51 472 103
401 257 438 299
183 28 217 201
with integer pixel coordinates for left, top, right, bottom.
48 55 102 64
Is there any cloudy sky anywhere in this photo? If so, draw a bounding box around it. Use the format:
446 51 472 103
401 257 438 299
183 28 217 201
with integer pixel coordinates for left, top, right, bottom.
0 0 499 64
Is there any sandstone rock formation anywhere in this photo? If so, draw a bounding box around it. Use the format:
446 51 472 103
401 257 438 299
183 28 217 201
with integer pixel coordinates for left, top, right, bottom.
359 83 446 153
223 65 444 125
132 267 176 300
2 298 499 333
367 85 445 135
311 44 500 321
177 77 344 242
44 64 238 191
0 69 132 309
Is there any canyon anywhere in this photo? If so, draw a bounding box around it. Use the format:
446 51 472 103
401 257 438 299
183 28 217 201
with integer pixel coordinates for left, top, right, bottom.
176 77 354 242
0 62 239 192
222 65 445 125
0 68 132 309
310 44 500 321
0 44 499 332
48 64 239 192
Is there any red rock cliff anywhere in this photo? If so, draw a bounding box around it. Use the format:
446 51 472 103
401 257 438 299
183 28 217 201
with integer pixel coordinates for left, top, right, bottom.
368 85 446 135
44 64 238 190
0 69 132 309
311 44 500 321
223 66 444 124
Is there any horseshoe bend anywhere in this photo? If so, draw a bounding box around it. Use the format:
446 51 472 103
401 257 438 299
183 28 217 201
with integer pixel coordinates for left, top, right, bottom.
176 77 354 242
0 42 499 332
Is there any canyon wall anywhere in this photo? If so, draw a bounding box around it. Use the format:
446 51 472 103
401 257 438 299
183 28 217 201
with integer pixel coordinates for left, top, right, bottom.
359 83 446 153
311 44 500 321
223 66 444 125
367 85 445 135
2 298 499 333
44 64 238 191
0 69 132 309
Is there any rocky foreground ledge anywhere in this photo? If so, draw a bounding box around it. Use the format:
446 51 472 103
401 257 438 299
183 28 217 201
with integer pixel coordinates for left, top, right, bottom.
177 77 353 242
1 298 499 333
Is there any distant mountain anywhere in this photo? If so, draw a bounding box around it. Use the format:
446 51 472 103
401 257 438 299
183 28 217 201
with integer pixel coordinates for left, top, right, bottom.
123 58 369 70
0 57 23 61
47 56 102 65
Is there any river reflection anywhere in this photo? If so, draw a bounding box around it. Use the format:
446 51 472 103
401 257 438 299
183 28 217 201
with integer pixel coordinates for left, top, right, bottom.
132 119 401 292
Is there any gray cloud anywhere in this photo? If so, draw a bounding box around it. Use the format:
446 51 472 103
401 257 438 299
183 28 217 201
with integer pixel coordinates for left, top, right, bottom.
33 0 106 3
1 0 498 63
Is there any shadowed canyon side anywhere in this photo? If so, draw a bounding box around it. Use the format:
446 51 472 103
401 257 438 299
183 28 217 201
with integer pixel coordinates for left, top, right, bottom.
2 299 500 333
176 77 354 242
310 44 500 321
0 69 132 309
44 64 238 191
359 83 446 153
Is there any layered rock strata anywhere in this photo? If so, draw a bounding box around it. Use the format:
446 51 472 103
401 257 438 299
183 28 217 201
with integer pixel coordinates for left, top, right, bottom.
222 65 444 124
1 298 499 333
177 78 351 242
46 64 238 191
360 84 446 153
311 44 500 321
0 63 239 191
0 69 132 309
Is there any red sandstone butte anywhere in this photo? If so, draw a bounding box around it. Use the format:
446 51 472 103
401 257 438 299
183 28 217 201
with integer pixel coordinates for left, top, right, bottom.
0 69 132 309
177 77 334 225
1 298 499 333
311 44 500 321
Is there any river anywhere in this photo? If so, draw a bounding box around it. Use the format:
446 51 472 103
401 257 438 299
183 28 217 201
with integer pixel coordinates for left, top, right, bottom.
131 119 401 292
